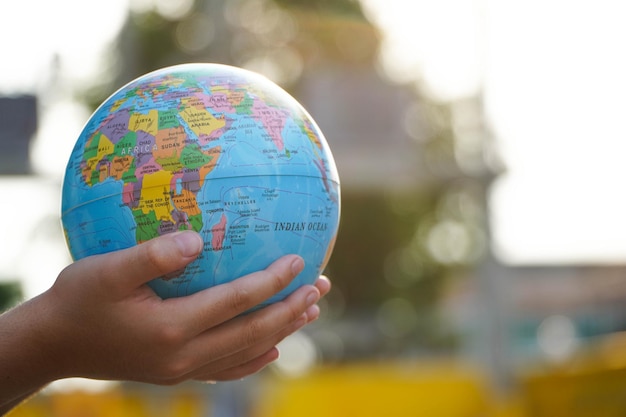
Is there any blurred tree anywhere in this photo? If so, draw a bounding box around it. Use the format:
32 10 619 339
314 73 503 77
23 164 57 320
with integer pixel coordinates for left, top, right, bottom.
0 282 22 312
274 0 363 16
79 0 496 356
82 0 375 107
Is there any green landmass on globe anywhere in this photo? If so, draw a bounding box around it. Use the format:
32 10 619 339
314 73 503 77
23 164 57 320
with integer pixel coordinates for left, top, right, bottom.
61 63 340 305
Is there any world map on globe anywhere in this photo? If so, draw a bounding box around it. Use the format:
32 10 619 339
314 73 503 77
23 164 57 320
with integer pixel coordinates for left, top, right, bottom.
61 63 340 305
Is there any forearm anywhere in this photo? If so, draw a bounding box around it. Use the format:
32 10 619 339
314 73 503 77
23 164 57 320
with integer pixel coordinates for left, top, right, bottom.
0 293 62 413
0 389 44 416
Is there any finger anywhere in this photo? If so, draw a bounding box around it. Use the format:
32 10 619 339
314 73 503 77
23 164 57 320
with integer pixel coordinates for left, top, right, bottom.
166 281 319 377
198 301 321 379
314 275 331 298
193 347 280 383
151 302 309 385
166 255 306 333
90 231 203 296
151 283 320 383
205 303 310 359
186 305 309 382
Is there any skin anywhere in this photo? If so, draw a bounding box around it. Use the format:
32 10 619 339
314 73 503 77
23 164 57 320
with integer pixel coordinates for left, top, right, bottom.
0 230 330 414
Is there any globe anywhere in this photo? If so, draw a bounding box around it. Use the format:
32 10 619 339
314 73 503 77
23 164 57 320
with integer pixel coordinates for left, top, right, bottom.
61 63 340 308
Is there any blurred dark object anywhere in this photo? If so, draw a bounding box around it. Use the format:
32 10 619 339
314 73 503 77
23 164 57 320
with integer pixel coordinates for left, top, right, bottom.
0 95 37 175
0 281 22 311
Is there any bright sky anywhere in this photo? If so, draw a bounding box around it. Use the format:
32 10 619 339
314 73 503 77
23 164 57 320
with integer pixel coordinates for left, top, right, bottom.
482 0 626 265
0 1 128 94
364 0 626 265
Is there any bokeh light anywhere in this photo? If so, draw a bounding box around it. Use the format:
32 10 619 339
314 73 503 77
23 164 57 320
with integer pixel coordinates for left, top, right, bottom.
536 315 579 363
175 13 215 53
273 331 319 377
376 297 419 339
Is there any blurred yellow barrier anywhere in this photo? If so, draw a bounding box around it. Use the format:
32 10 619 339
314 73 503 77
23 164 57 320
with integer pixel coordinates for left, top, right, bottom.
8 389 205 417
522 366 626 417
520 332 626 416
15 358 626 417
254 361 492 417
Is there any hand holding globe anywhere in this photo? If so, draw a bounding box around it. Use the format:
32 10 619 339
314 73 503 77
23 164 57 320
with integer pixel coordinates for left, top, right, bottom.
0 64 339 411
0 230 330 410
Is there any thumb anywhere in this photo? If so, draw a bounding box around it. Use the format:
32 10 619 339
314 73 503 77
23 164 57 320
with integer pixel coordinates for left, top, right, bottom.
85 231 203 296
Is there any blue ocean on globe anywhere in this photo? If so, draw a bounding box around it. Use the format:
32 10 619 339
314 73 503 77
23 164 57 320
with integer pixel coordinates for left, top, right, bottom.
61 63 340 307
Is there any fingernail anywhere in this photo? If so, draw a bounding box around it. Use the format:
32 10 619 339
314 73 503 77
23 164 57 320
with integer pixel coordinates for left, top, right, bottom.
291 256 304 275
173 231 203 257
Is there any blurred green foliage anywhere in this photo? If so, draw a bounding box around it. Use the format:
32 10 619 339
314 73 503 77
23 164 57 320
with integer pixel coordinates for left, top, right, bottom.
0 282 22 312
274 0 365 17
329 189 444 309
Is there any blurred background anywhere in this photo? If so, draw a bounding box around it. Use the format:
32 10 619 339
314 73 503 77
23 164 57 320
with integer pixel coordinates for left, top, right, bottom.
3 0 626 415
